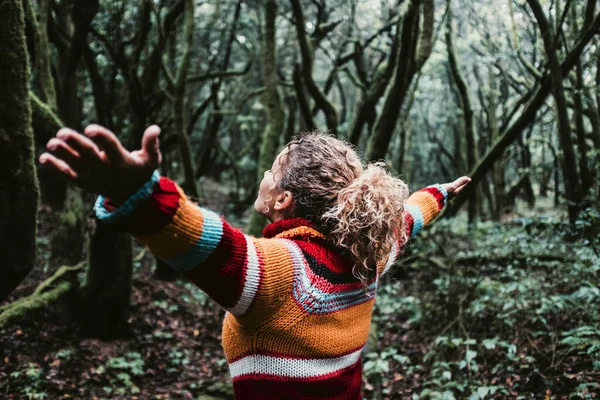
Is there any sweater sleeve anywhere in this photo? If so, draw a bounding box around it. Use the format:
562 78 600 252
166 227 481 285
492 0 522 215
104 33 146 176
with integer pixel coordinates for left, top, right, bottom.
379 184 448 275
94 172 295 321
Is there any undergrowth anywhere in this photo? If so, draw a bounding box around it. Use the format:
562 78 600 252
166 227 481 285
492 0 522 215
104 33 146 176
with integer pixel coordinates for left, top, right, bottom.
366 211 600 399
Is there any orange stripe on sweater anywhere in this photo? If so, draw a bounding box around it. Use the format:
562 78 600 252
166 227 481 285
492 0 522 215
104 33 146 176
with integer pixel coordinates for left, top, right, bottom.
406 191 441 225
223 294 374 361
135 192 204 258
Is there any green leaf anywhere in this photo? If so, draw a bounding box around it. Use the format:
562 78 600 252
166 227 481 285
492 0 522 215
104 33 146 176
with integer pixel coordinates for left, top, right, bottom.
466 350 477 362
477 386 490 398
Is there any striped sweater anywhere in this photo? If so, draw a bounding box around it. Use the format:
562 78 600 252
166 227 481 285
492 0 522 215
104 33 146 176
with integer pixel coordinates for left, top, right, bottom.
94 172 448 399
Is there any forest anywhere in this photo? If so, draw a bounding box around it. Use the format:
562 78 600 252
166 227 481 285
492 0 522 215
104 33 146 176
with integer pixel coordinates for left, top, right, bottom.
1 0 599 398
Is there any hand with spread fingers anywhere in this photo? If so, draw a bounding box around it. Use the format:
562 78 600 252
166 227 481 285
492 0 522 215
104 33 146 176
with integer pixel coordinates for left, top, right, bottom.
39 124 162 204
441 176 471 200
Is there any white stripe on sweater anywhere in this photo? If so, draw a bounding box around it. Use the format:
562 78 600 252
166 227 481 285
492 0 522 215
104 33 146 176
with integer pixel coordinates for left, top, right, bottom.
229 348 363 379
382 241 399 276
228 236 261 316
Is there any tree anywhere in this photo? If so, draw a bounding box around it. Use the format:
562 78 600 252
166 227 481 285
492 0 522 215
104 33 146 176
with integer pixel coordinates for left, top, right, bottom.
0 0 40 302
526 0 582 223
246 0 286 236
445 2 478 224
365 0 435 161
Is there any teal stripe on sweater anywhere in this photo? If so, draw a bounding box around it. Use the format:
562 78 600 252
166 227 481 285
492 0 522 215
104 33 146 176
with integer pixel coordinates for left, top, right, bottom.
164 207 224 271
405 203 424 237
94 170 160 223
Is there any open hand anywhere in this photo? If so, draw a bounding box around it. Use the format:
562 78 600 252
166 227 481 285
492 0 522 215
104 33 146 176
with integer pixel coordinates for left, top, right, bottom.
39 124 162 203
441 176 471 199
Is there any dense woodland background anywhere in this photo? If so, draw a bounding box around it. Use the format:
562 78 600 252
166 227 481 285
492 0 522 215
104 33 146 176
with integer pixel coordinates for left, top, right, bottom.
1 0 600 398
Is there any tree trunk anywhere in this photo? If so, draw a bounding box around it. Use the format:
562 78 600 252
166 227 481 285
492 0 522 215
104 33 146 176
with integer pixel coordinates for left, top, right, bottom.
50 187 85 266
348 17 401 147
365 0 421 161
527 0 582 223
0 0 40 302
172 0 199 198
446 4 478 224
290 0 337 135
485 67 507 218
246 0 286 237
573 61 592 197
79 222 132 338
32 0 57 109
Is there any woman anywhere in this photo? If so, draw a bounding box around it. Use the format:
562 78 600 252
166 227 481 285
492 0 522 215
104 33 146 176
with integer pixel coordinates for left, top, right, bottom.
40 124 470 399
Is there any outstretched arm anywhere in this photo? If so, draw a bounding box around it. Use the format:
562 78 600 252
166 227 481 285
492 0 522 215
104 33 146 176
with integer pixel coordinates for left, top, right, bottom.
380 177 470 275
94 172 289 319
40 125 293 322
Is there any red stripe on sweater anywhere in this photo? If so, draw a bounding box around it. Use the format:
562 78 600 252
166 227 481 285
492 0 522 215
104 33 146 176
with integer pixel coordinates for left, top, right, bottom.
126 177 181 235
229 345 366 363
404 212 415 238
184 220 248 308
296 241 353 274
420 187 445 210
303 265 372 293
232 360 362 400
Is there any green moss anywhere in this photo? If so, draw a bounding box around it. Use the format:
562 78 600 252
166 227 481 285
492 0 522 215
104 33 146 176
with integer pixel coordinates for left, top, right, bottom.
50 188 85 266
0 0 40 301
0 282 71 328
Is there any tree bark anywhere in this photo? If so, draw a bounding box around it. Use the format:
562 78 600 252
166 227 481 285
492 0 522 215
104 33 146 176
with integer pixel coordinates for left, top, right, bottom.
526 0 582 223
0 0 40 302
445 3 477 223
365 0 422 161
348 20 401 146
246 0 286 236
171 0 199 198
79 222 132 338
33 0 57 109
290 0 338 135
570 5 593 197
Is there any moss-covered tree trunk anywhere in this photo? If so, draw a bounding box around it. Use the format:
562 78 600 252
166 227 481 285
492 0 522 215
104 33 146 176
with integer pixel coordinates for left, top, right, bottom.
364 0 434 162
79 222 132 338
290 0 337 135
446 4 478 224
527 0 582 223
484 68 507 219
0 0 40 302
570 5 594 198
246 0 286 236
173 0 199 198
50 187 85 266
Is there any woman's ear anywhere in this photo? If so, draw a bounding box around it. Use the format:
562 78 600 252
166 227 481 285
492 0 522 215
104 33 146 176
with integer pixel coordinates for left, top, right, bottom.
274 190 293 212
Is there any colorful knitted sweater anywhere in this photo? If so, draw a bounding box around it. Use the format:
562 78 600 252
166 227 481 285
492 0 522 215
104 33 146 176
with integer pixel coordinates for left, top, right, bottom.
94 172 448 399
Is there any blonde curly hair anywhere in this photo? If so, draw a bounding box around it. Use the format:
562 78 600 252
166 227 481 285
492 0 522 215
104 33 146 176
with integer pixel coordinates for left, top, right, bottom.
278 132 409 282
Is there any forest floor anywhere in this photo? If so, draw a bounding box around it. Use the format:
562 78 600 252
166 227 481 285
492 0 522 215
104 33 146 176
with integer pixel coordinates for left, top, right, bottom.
1 197 599 399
